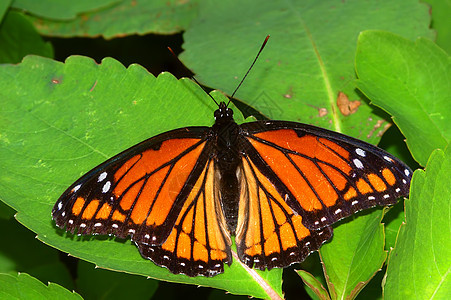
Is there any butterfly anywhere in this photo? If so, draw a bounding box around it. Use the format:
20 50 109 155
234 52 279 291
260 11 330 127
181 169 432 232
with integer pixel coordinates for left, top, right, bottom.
52 38 412 277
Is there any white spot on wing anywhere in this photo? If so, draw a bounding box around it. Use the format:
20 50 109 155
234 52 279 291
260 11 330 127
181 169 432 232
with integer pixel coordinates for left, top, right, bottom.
98 172 107 182
68 219 73 224
368 196 375 200
112 224 118 229
102 181 111 193
334 209 342 215
395 188 401 193
72 184 81 193
356 148 366 157
383 194 390 199
94 222 102 227
62 211 66 217
404 169 410 176
351 200 358 206
128 229 135 234
384 156 394 162
320 217 327 222
353 158 364 169
57 201 63 210
144 234 150 239
80 223 86 228
402 179 407 184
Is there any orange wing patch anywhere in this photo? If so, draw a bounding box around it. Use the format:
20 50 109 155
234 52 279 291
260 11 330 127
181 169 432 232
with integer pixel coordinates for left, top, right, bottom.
249 131 352 212
137 160 232 277
235 157 332 270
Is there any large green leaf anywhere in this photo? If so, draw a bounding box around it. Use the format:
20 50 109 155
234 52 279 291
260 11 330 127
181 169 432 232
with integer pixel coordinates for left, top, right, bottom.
0 272 82 299
12 0 119 20
384 148 450 299
0 55 283 299
181 0 433 144
0 11 53 63
28 0 198 38
356 30 450 166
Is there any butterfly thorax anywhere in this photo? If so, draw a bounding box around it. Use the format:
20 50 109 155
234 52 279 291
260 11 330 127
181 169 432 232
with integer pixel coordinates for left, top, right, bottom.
212 102 242 234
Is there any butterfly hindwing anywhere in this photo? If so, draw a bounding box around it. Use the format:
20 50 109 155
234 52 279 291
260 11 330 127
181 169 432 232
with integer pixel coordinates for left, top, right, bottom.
138 159 232 277
241 121 412 230
236 154 333 270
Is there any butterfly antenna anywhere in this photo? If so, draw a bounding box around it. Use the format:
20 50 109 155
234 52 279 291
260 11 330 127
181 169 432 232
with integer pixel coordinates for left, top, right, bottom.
228 35 270 106
167 47 219 106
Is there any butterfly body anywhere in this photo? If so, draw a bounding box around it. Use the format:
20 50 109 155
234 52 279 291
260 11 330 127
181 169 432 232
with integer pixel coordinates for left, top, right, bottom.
53 101 411 277
212 103 242 233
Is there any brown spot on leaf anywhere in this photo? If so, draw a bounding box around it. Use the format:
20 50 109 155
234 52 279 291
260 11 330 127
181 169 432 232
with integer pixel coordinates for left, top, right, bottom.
283 86 294 99
318 108 328 117
89 80 98 92
337 92 361 116
367 119 391 139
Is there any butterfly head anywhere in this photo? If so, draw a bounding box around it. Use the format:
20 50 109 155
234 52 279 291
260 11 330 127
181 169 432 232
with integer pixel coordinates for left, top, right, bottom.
214 102 234 124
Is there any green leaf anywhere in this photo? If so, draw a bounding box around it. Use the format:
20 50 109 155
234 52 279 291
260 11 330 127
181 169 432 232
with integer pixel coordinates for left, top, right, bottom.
77 260 158 299
0 0 11 21
422 0 451 54
0 11 53 63
382 203 404 251
28 0 198 38
319 209 388 299
0 272 82 299
11 0 120 21
181 0 433 145
384 148 451 299
356 30 450 166
0 55 282 299
0 216 74 289
297 269 330 300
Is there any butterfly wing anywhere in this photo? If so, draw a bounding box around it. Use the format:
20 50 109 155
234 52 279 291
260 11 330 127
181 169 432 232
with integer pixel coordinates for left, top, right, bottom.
240 121 412 230
235 120 411 269
52 127 232 275
236 155 333 270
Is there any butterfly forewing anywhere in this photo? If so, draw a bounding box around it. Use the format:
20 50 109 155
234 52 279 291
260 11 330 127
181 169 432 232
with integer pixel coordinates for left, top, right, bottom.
52 127 211 245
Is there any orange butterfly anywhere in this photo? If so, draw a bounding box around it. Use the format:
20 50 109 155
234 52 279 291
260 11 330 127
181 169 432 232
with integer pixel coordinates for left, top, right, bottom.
52 37 412 277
